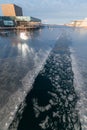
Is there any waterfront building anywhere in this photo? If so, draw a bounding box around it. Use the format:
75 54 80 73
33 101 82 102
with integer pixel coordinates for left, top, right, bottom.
15 16 41 27
0 16 15 27
1 4 23 16
0 16 41 28
0 4 41 29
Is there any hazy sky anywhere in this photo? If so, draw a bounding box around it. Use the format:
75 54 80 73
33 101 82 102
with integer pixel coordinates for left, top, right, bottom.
0 0 87 24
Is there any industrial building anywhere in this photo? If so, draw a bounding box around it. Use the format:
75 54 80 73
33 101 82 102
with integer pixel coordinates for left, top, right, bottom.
1 4 23 16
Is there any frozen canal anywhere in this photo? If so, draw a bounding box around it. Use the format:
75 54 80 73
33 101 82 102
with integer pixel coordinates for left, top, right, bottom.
0 26 87 130
0 27 61 130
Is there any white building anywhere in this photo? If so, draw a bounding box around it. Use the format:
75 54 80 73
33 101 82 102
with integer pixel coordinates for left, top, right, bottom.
66 18 87 28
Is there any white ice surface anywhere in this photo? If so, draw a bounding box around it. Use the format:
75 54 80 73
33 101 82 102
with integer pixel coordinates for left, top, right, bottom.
70 47 87 130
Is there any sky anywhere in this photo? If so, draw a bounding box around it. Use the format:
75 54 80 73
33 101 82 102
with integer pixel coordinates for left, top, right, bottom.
0 0 87 24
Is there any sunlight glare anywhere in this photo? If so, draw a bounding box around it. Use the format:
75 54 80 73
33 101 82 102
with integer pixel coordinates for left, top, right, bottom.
20 32 28 40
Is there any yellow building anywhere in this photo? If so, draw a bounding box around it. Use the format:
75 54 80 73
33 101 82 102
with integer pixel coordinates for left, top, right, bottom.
1 4 23 16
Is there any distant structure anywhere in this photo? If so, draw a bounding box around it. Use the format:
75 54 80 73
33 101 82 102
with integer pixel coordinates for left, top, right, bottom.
65 18 87 28
1 4 23 16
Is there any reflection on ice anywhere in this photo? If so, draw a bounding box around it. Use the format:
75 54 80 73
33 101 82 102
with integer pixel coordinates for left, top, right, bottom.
20 32 29 40
0 28 62 130
18 43 34 57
